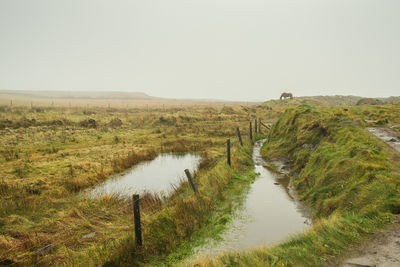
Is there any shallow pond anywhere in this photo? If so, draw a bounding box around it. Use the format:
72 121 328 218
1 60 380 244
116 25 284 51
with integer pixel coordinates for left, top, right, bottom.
90 153 201 197
192 139 311 257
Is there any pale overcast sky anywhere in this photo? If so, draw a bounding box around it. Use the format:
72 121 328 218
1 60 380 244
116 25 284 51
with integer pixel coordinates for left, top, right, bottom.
0 0 399 101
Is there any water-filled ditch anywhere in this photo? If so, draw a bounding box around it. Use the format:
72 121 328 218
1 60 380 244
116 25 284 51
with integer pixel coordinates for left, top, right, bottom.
192 139 311 257
89 140 310 260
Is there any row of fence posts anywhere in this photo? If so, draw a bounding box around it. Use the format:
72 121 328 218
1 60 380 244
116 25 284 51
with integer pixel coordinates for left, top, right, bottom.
132 118 267 246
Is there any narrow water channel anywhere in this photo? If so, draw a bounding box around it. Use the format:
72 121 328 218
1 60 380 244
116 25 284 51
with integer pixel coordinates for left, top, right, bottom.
90 153 201 197
192 139 310 257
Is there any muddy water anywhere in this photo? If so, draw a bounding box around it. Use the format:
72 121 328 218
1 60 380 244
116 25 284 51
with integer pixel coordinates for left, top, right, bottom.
368 127 400 152
193 139 310 257
90 153 201 197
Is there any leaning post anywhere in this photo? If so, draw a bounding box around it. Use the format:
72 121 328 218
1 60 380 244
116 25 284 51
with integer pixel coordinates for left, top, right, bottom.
184 169 199 193
255 118 258 134
132 194 142 246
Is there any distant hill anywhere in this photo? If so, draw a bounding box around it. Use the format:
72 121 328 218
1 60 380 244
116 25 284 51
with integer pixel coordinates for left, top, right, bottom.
0 89 258 108
262 95 400 108
0 90 160 100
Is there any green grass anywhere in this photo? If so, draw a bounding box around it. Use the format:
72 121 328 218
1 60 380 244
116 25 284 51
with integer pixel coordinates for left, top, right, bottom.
67 141 256 266
194 104 400 266
194 212 389 267
4 100 399 266
153 170 258 266
263 105 399 217
0 104 273 265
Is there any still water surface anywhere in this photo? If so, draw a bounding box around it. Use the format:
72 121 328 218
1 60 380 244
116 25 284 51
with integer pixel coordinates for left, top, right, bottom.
90 153 201 197
192 139 311 257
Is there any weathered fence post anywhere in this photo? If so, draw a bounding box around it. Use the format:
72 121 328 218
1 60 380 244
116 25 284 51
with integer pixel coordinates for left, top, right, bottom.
255 119 258 134
259 119 262 133
260 121 270 130
249 121 253 141
227 139 231 166
184 169 198 193
132 194 142 246
236 127 243 146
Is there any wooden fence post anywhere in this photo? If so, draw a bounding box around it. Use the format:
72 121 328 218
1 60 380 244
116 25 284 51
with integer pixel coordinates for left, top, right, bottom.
259 119 262 133
255 118 258 134
260 121 270 130
227 139 231 166
132 194 142 246
249 121 253 141
184 169 198 193
236 127 243 146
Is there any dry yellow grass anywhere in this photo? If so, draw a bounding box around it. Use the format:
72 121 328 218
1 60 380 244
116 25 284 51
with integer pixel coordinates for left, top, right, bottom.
0 100 272 265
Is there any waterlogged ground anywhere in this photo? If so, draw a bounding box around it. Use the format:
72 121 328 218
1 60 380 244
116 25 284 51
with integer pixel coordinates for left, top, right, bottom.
90 153 201 197
191 139 310 259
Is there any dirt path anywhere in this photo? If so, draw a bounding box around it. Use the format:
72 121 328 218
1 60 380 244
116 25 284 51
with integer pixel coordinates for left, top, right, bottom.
338 127 400 267
339 217 400 267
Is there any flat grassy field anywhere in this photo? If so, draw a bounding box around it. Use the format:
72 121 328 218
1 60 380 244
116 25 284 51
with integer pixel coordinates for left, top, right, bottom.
2 97 400 266
0 102 271 266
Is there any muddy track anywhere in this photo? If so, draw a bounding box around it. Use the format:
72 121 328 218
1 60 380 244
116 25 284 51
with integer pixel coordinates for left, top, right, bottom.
368 127 400 153
339 216 400 267
338 127 400 267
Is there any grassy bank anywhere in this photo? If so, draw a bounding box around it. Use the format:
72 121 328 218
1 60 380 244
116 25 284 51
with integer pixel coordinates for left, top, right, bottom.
193 104 400 266
69 140 255 266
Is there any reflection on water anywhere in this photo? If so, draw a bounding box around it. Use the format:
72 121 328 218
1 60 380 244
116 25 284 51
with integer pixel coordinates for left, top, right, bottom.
90 153 201 197
193 139 311 257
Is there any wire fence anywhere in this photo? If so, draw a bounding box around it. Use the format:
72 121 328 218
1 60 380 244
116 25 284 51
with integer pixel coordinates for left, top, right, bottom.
1 118 271 266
